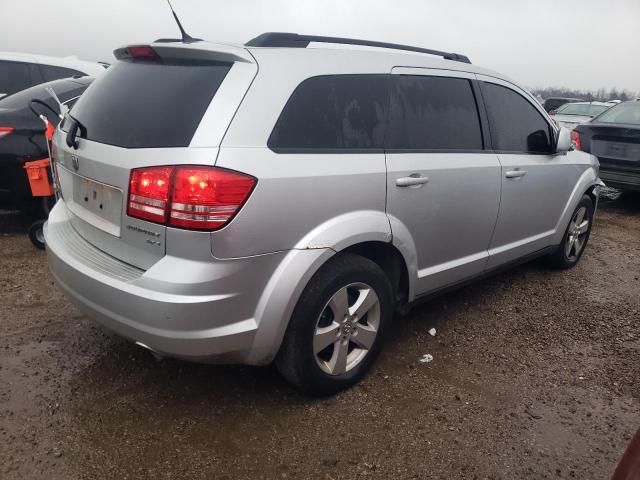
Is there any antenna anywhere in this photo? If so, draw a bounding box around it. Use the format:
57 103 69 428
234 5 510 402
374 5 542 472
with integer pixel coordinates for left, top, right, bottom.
45 86 68 118
166 0 201 43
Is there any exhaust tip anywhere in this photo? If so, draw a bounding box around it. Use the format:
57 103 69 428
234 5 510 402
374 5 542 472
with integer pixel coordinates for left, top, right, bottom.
134 341 164 362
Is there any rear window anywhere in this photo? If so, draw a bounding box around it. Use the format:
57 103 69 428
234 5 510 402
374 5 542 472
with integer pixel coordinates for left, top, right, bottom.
0 78 90 110
556 103 609 117
386 76 483 150
268 75 390 152
40 64 84 82
595 102 640 126
68 59 231 148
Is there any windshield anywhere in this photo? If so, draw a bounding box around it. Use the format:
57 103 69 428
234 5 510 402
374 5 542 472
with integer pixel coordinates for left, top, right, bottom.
556 103 609 117
596 102 640 125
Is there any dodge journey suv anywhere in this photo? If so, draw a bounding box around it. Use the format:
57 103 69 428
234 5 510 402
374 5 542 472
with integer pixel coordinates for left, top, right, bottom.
45 33 603 394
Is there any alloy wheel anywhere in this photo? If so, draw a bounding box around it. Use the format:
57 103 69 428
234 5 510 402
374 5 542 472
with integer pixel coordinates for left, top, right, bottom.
313 282 381 375
565 206 590 261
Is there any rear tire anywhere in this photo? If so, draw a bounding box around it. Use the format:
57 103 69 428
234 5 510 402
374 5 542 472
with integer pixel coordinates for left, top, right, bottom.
545 194 593 269
276 253 393 396
28 220 46 250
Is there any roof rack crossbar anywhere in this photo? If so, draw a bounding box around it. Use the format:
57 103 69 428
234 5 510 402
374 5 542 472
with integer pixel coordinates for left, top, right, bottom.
245 32 471 64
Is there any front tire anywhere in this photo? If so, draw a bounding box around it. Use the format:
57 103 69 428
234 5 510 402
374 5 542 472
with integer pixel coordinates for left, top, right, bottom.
276 253 393 395
545 194 594 269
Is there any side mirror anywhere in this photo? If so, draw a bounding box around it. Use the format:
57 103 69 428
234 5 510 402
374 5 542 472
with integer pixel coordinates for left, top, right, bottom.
555 127 572 154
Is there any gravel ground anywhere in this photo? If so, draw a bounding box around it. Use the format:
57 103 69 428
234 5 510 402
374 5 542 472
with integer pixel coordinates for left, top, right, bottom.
1 191 639 480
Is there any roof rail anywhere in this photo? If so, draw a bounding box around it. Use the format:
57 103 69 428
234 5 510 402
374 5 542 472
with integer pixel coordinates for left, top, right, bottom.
245 32 471 64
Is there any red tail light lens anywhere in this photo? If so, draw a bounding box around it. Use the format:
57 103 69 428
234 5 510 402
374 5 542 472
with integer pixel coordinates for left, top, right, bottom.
169 167 256 230
571 130 582 151
127 166 256 231
128 167 172 223
0 127 14 139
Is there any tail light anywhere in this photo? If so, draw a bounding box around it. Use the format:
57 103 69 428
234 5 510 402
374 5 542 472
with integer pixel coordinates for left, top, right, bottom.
0 127 14 139
128 167 173 224
126 45 160 60
127 166 256 231
571 130 582 151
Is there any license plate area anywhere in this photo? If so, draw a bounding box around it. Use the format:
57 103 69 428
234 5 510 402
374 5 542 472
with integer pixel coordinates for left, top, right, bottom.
58 165 123 237
597 141 640 161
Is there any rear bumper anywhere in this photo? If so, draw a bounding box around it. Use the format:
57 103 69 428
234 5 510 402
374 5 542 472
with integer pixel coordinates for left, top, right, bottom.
600 169 640 192
44 202 287 363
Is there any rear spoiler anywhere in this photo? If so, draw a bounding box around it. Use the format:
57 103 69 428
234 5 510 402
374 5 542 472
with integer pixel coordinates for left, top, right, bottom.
113 42 254 64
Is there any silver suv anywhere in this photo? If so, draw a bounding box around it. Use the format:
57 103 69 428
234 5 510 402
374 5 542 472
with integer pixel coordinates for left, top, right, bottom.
45 33 603 394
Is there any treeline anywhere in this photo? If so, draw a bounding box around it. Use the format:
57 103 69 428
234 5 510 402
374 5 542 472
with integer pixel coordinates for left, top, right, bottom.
530 87 638 102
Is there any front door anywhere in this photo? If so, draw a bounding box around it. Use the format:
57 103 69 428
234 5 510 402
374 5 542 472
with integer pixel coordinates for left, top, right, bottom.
385 69 501 296
478 77 578 269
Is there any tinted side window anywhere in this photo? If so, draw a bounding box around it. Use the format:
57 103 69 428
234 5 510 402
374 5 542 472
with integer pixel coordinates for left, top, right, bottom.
269 75 390 151
387 76 483 150
40 65 84 82
483 83 552 153
0 61 32 95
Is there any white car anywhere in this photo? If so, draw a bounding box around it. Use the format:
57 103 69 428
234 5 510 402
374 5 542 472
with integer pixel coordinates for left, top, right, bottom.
0 52 107 99
550 101 611 130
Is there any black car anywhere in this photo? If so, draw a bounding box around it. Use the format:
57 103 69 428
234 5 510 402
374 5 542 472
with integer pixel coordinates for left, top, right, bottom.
573 101 640 192
0 76 93 211
543 97 584 113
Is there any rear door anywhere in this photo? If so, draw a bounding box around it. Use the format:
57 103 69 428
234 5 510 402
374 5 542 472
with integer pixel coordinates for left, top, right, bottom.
385 68 501 295
478 77 579 269
54 44 256 269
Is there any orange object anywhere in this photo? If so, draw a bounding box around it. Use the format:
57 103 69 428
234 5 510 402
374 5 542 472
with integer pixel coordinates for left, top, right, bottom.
24 158 55 197
45 121 55 142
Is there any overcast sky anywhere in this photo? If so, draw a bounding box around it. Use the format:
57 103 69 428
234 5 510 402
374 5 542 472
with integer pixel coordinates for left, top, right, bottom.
1 0 638 92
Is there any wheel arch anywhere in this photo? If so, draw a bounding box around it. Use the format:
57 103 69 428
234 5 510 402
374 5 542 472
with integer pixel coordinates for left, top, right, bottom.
552 168 604 245
248 211 417 365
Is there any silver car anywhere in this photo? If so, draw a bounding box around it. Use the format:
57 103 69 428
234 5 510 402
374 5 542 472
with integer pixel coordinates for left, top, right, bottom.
45 33 603 394
550 101 611 130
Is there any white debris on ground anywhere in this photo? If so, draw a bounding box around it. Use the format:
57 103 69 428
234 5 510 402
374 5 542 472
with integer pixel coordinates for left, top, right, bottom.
419 354 434 364
428 328 437 337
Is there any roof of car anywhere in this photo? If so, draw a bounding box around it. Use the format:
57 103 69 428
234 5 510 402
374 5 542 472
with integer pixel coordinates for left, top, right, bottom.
559 101 610 107
0 51 107 76
148 37 508 83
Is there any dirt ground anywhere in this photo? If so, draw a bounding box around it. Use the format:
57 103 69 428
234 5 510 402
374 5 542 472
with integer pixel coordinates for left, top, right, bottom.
1 190 639 480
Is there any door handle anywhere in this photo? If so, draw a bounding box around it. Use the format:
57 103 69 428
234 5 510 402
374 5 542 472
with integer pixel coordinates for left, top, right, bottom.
396 175 429 187
505 169 527 179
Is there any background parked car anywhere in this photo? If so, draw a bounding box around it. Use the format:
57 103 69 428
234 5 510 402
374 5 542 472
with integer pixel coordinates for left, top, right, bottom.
0 52 105 99
543 96 584 113
549 101 611 130
573 100 640 192
0 76 93 211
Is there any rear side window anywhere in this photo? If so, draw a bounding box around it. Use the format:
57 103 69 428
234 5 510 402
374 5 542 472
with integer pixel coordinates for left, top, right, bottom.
269 75 390 152
40 65 84 81
69 59 231 148
483 83 553 153
0 60 32 95
386 76 483 150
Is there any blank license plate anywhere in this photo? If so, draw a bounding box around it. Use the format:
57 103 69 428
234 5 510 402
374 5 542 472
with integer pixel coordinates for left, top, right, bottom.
603 142 640 161
72 176 122 227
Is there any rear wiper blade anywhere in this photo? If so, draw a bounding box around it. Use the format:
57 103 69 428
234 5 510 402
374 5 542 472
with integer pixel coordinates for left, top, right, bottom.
65 114 85 149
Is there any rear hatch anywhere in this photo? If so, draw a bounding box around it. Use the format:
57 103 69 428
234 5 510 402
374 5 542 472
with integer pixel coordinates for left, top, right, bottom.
53 42 257 269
